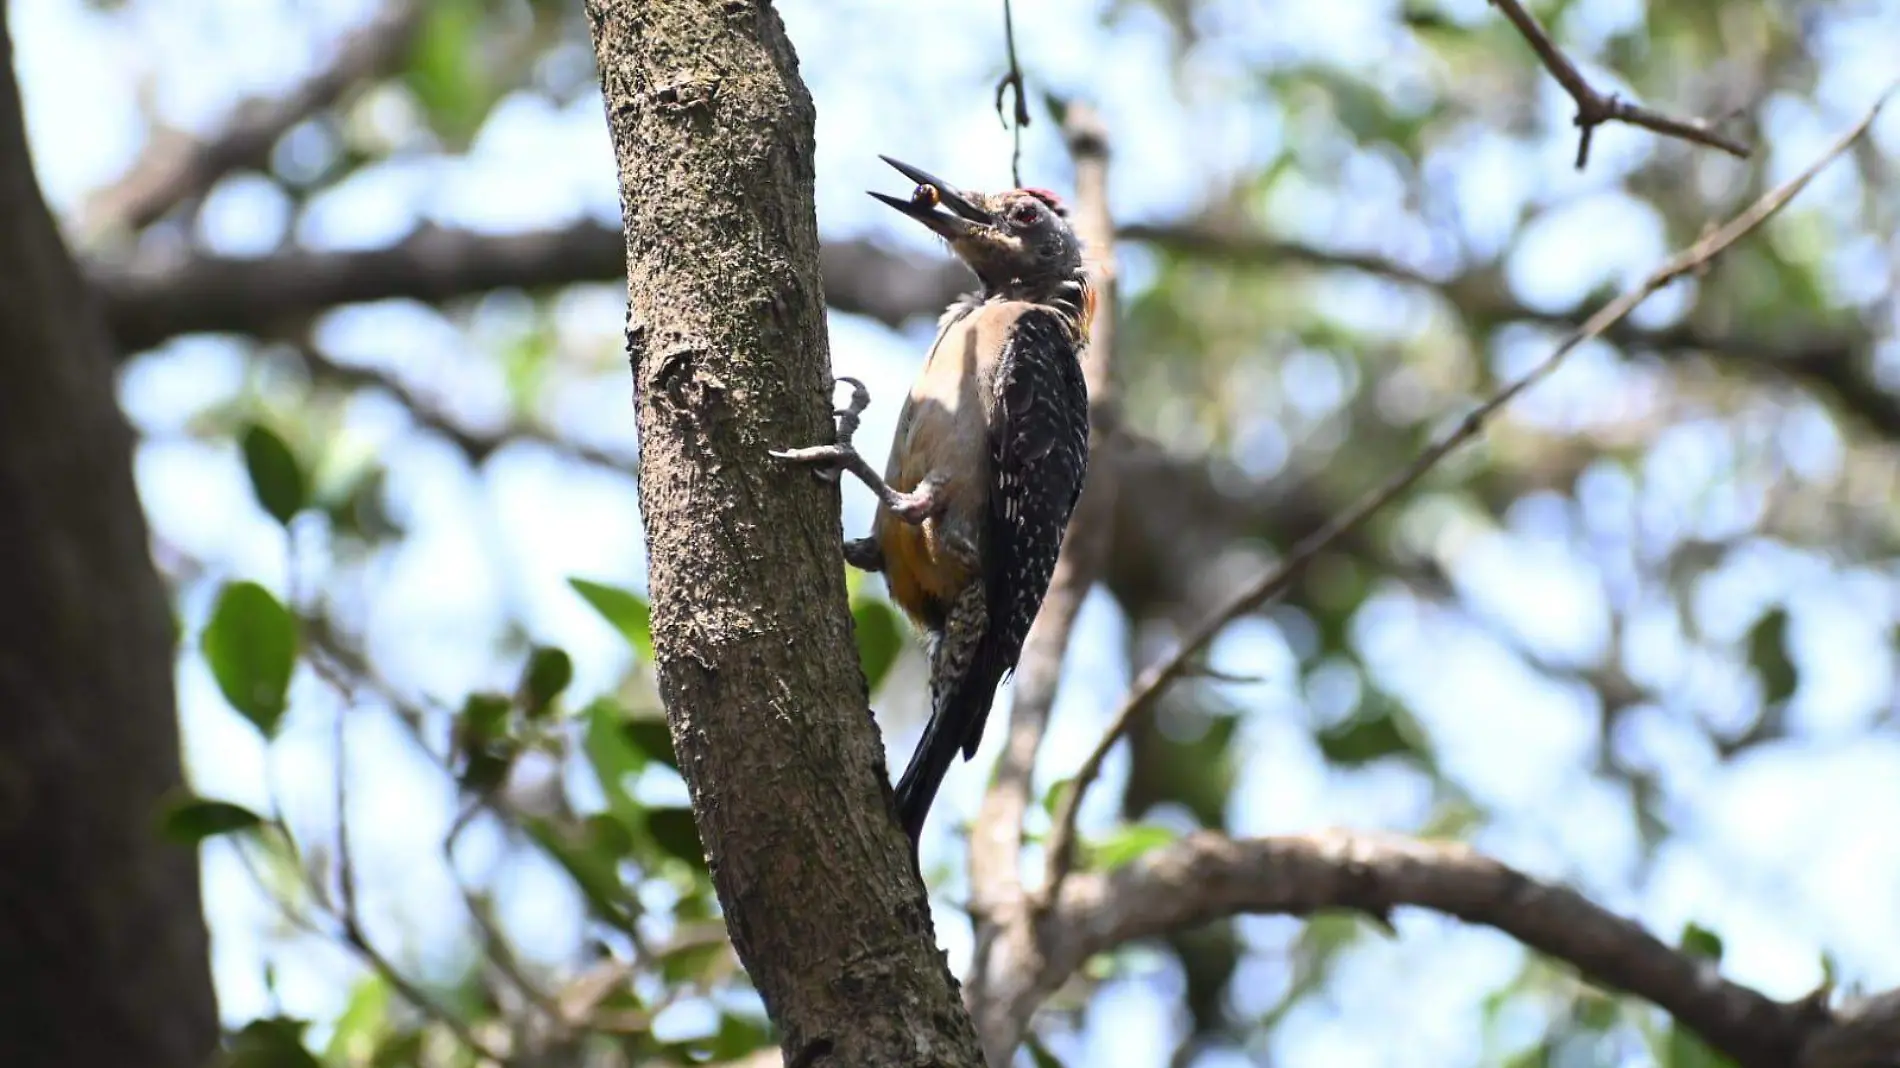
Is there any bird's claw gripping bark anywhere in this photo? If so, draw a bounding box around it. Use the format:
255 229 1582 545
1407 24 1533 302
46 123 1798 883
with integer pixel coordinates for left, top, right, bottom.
770 376 941 525
769 376 872 484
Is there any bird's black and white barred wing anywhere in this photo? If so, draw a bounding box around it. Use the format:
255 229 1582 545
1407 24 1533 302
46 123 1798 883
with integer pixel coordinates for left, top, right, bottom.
889 305 1091 840
970 307 1091 743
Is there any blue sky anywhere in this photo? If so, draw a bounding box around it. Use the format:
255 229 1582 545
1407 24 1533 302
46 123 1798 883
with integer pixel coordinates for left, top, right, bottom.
13 0 1900 1063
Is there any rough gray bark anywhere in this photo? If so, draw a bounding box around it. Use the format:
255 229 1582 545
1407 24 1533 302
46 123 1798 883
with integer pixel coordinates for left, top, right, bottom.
0 11 220 1068
581 2 985 1063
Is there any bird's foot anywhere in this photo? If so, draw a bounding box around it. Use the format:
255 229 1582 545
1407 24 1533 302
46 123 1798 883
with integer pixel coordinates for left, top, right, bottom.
843 536 885 572
770 376 871 484
772 377 942 525
884 476 943 524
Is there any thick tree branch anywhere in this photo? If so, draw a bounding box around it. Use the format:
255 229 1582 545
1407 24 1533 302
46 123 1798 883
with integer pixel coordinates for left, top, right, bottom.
1047 831 1830 1068
1801 989 1900 1068
1041 86 1894 905
1125 222 1897 438
93 224 971 353
1486 0 1749 167
93 222 1894 444
82 0 422 236
965 103 1120 1062
582 2 981 1064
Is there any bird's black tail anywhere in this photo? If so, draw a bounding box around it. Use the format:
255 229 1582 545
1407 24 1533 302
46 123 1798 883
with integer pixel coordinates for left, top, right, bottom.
894 654 1008 844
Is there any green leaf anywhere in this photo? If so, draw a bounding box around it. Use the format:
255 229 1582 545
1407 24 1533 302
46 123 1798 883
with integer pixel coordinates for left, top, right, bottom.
456 692 516 793
461 692 511 743
584 813 637 858
202 581 298 737
403 0 495 147
1665 930 1740 1065
1418 795 1485 840
1503 1039 1558 1068
1666 1023 1737 1068
1571 989 1620 1032
851 596 904 693
458 744 515 795
646 807 706 869
1747 608 1797 705
1085 823 1178 870
1131 708 1240 827
324 975 390 1066
521 646 573 718
160 796 265 843
524 816 637 931
1041 776 1074 819
1679 922 1724 963
583 699 648 830
369 1033 424 1068
1025 1032 1068 1068
624 717 679 769
585 985 652 1036
241 424 307 527
707 1014 772 1059
570 578 654 662
226 1017 324 1068
658 939 726 985
1040 91 1070 128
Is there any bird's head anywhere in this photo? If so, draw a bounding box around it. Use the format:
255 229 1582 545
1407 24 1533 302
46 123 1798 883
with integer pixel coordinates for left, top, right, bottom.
871 156 1084 302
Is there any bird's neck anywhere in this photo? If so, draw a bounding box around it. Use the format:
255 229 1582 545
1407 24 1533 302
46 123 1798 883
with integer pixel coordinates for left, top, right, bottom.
976 269 1094 338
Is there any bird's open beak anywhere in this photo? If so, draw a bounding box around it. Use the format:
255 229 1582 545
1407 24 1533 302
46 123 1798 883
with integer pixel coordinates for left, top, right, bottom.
869 155 994 239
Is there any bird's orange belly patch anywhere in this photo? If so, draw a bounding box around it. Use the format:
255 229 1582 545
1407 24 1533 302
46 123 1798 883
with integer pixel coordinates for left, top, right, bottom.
880 519 969 629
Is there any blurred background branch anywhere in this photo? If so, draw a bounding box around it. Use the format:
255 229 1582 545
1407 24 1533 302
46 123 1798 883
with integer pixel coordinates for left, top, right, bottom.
80 0 424 237
1485 0 1750 167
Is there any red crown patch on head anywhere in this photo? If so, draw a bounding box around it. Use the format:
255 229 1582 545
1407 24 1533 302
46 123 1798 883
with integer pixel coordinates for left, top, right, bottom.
1018 187 1068 216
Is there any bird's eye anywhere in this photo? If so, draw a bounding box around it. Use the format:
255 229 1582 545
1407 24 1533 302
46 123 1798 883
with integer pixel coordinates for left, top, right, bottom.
1010 202 1039 225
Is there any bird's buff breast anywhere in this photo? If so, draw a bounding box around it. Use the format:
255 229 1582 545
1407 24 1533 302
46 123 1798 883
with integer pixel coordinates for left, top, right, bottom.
874 308 996 628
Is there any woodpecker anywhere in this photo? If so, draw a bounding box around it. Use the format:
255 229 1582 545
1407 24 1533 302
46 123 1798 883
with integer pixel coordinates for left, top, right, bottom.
773 156 1094 845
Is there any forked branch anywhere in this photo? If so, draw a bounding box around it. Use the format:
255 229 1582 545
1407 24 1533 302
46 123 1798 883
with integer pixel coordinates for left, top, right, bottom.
1487 0 1750 167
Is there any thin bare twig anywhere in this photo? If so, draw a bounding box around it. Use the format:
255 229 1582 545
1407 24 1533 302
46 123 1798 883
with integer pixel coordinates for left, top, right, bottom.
333 693 360 925
1040 85 1894 905
308 648 511 1064
444 803 569 1025
82 0 422 235
231 816 507 1065
290 339 632 473
1486 0 1750 168
234 775 507 1062
964 102 1117 1060
993 0 1031 188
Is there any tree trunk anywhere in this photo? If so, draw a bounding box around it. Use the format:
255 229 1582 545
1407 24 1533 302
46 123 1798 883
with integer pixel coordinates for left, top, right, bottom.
582 1 984 1064
0 10 220 1068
